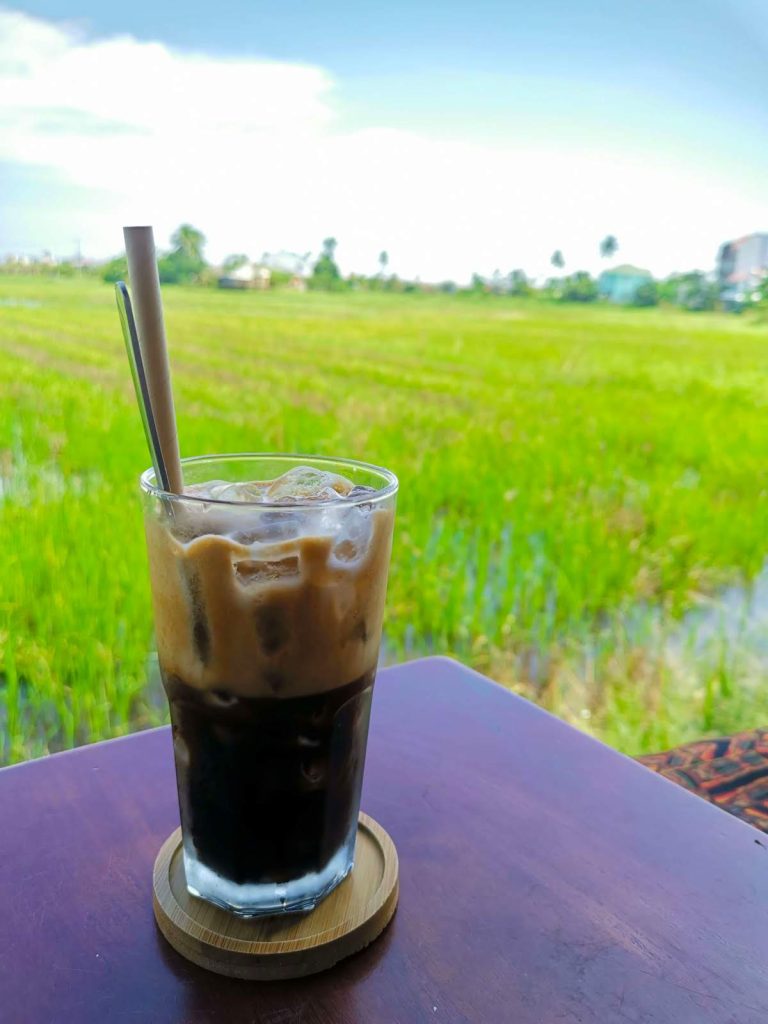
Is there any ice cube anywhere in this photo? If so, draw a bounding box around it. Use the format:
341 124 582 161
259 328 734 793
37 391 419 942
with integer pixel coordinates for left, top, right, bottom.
230 527 265 546
205 689 238 708
234 556 300 585
231 511 304 547
299 504 342 539
170 509 206 543
184 480 270 503
209 481 269 503
331 506 372 563
185 470 368 508
301 757 326 787
347 484 376 501
334 539 359 562
184 480 226 500
264 466 354 504
297 733 321 749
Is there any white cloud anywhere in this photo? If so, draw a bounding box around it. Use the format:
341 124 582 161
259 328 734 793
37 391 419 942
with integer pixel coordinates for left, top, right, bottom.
2 7 767 280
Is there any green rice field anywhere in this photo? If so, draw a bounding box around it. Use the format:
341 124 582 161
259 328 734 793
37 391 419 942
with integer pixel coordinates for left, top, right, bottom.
2 275 768 764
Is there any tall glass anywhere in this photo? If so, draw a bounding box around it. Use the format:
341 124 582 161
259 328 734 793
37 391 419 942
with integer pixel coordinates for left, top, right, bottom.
140 454 397 916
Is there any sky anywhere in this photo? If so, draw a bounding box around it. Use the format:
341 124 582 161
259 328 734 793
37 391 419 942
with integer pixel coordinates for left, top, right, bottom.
2 1 768 282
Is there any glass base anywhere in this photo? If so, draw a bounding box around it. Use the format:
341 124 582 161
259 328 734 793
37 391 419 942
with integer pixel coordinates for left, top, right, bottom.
182 822 358 918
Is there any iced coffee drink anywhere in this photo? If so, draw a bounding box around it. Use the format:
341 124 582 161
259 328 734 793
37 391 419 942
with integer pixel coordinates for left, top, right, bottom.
141 454 397 916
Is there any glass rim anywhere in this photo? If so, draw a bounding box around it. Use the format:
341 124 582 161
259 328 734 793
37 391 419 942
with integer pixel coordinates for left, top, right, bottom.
139 452 399 509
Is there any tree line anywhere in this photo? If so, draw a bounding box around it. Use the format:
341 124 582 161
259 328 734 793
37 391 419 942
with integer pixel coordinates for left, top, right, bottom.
2 226 752 313
468 236 720 310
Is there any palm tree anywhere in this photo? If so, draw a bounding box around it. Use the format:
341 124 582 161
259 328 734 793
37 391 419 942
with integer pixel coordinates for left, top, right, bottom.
599 235 618 259
171 224 206 261
311 237 341 289
159 223 207 283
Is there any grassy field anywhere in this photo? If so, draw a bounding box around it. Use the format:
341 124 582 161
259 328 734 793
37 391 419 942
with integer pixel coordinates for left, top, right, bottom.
2 275 768 764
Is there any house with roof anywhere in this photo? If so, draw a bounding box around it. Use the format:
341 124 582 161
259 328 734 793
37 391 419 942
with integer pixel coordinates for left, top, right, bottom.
218 263 272 290
717 233 768 308
598 264 653 304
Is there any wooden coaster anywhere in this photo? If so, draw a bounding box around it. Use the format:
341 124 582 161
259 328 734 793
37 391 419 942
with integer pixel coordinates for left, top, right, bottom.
152 813 399 980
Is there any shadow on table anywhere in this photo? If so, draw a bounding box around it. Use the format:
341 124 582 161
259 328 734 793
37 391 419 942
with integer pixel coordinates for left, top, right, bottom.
155 910 399 1021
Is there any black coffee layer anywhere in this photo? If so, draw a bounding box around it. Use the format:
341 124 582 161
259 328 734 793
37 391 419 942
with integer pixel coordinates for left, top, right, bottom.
163 671 375 885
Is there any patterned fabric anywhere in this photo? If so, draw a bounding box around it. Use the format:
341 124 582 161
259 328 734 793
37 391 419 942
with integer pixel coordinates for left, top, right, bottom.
637 728 768 833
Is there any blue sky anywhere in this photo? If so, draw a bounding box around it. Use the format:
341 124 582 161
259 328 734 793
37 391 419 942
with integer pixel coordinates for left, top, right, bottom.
2 1 767 280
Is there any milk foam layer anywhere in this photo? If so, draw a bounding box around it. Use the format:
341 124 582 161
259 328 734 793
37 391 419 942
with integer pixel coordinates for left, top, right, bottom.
144 468 395 699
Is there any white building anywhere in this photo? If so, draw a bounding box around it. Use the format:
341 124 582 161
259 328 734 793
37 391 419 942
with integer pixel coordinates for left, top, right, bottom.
218 263 272 290
717 233 768 307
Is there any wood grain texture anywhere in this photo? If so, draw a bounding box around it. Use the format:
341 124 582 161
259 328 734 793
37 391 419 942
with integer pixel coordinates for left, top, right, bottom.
1 657 768 1023
152 814 399 979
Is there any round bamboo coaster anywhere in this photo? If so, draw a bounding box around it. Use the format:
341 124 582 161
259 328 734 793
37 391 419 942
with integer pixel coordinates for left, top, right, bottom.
152 813 399 980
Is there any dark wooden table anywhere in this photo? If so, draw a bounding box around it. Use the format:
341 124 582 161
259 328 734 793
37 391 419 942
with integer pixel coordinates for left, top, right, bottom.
1 657 767 1023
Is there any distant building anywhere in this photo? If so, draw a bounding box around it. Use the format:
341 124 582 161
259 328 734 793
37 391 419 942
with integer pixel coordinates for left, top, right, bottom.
218 263 271 290
598 265 653 304
717 233 768 308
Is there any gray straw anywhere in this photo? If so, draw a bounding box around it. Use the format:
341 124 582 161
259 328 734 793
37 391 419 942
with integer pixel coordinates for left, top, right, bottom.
115 281 172 493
